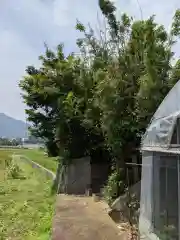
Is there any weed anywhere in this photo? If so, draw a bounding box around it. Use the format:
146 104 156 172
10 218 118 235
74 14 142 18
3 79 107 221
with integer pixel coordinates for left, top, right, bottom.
102 168 124 205
7 161 22 179
0 149 55 240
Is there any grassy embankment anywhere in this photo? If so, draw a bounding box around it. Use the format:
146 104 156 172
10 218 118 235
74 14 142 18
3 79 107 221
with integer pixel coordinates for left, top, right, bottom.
0 149 55 240
14 148 58 173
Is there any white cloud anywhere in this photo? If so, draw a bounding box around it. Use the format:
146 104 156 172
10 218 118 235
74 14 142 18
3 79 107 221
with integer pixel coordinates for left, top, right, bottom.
0 29 39 121
115 0 179 27
53 0 99 27
0 0 180 121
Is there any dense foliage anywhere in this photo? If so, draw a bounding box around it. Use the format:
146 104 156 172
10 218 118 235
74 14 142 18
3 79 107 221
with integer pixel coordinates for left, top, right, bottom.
20 0 180 183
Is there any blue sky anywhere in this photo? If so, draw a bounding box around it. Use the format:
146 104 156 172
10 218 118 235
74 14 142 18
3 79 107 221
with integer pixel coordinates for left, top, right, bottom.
0 0 179 121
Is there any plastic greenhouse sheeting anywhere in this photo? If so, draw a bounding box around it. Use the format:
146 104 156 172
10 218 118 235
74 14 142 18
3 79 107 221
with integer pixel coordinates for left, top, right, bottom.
142 111 180 148
139 152 180 239
153 81 180 121
142 80 180 148
139 152 153 231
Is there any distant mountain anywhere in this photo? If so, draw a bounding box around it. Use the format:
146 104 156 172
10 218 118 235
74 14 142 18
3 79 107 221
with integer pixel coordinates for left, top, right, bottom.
0 113 29 138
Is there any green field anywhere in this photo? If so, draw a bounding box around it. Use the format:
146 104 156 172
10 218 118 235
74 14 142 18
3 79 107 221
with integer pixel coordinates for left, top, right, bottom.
13 148 58 173
0 149 55 240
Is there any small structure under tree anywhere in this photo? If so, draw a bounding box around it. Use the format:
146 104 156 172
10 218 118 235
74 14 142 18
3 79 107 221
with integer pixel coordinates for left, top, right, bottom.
54 137 111 195
140 81 180 239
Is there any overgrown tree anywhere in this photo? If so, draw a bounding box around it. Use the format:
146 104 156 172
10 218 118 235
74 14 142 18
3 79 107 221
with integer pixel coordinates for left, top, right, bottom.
20 1 180 197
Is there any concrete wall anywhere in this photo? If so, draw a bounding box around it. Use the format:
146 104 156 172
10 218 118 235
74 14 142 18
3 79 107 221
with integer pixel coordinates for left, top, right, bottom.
18 155 55 180
64 156 91 195
91 163 110 193
59 158 110 195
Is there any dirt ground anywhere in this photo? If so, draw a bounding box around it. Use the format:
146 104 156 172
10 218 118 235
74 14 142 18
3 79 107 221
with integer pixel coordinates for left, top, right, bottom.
52 194 128 240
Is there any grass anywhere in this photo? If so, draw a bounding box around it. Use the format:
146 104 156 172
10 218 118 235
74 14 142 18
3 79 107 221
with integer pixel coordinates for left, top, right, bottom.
0 149 55 240
14 148 58 173
0 149 13 181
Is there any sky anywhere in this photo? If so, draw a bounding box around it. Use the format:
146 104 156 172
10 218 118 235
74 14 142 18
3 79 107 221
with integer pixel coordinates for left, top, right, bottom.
0 0 180 121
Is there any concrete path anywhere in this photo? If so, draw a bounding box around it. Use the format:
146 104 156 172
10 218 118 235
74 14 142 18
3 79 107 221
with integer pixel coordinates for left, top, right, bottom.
52 195 128 240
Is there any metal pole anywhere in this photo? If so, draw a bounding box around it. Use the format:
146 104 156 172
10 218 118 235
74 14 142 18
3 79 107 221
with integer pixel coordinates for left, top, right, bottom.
177 120 180 240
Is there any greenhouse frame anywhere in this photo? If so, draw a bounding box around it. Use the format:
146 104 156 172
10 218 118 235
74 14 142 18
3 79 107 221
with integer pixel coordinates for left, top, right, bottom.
139 81 180 240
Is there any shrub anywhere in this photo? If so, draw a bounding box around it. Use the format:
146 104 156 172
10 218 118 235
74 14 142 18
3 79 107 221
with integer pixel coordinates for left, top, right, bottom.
102 167 124 205
7 161 23 179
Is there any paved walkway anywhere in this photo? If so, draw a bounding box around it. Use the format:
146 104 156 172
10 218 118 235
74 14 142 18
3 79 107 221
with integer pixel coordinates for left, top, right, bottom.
52 195 127 240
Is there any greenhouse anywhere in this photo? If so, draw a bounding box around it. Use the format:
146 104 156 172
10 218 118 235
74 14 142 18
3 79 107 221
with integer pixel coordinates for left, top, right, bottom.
139 80 180 240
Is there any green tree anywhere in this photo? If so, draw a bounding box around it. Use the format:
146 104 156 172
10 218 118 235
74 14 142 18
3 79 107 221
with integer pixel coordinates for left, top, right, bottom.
20 1 180 198
20 44 94 159
20 45 65 156
94 1 180 163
